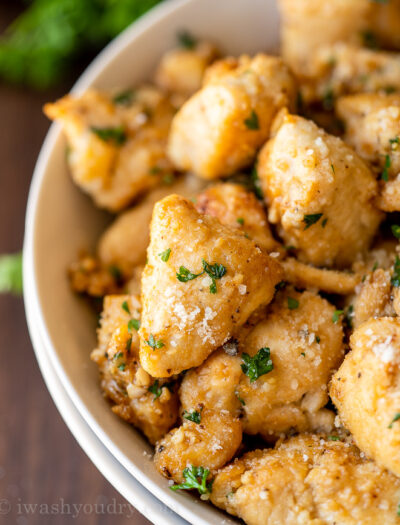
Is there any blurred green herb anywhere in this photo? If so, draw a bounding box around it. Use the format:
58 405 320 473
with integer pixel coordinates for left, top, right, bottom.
0 0 163 89
0 252 23 295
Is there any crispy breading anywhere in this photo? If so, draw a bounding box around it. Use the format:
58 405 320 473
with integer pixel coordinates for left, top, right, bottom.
154 408 242 482
330 317 400 476
139 194 282 377
195 183 278 252
258 110 382 268
167 54 295 179
352 269 393 328
211 434 400 525
44 87 175 212
91 295 178 444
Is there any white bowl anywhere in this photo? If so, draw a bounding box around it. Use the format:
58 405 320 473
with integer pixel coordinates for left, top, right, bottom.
23 0 280 523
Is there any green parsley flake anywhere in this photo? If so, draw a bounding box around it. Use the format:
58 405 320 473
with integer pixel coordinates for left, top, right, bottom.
332 310 344 323
91 126 127 145
159 248 171 262
0 252 23 294
108 265 122 281
128 319 140 332
113 89 135 106
236 217 245 225
322 88 335 111
390 136 400 150
170 466 212 495
392 256 400 287
316 336 321 343
121 301 130 314
241 347 273 383
331 164 335 174
176 259 226 294
176 266 202 282
244 110 259 130
388 413 400 429
235 391 246 406
113 352 123 361
322 218 328 228
177 30 197 49
287 297 299 310
146 334 164 350
303 213 323 230
148 380 174 401
381 154 391 182
183 410 201 424
251 166 264 200
327 435 340 441
118 362 126 371
126 336 132 353
392 225 400 240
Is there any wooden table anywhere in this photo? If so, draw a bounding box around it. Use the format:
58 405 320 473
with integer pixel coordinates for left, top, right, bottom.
0 5 150 524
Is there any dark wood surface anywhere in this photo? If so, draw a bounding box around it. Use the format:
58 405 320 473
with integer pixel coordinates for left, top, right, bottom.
0 4 151 524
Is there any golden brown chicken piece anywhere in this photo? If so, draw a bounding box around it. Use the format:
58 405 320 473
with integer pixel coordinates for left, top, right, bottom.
154 40 218 100
154 408 242 483
278 0 370 77
258 110 382 268
180 288 344 441
139 194 282 377
211 434 400 525
330 317 400 477
351 269 394 328
167 54 295 179
195 183 279 253
91 295 178 444
44 86 175 212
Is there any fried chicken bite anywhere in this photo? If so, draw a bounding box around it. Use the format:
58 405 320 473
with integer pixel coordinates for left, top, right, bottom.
154 40 218 100
154 408 242 483
180 288 344 441
330 317 400 477
139 194 282 378
257 110 382 268
91 295 178 444
211 434 400 525
278 0 370 77
44 86 175 212
195 183 279 253
167 54 295 179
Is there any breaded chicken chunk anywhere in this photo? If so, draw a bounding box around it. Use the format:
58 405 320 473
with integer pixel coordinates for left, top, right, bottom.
91 295 178 444
278 0 370 77
330 317 400 476
44 86 175 212
337 93 400 211
154 408 242 482
351 268 393 328
139 194 282 377
258 110 382 268
167 54 295 179
211 434 400 525
154 40 218 100
304 44 400 104
97 175 207 277
195 183 278 253
180 289 344 441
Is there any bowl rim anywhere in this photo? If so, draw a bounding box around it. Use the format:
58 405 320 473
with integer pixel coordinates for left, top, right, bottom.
23 1 233 523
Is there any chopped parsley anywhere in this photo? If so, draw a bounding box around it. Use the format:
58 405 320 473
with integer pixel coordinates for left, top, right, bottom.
244 110 259 130
397 500 400 518
316 336 321 343
327 435 340 441
183 410 201 424
390 136 400 150
113 89 135 106
322 88 335 111
118 362 126 371
177 30 197 49
146 334 164 350
372 261 379 272
332 309 344 324
159 248 171 262
251 166 264 200
113 352 123 361
388 413 400 429
391 256 400 287
361 29 379 50
275 280 287 291
108 265 122 281
91 126 127 145
126 336 132 353
176 259 226 293
322 218 328 228
300 352 305 357
381 154 391 182
236 217 245 225
241 347 273 383
235 391 246 406
287 297 299 310
170 466 212 495
391 225 400 240
331 164 335 174
148 380 163 400
303 213 323 230
0 252 23 294
121 301 130 314
128 318 140 332
176 266 202 282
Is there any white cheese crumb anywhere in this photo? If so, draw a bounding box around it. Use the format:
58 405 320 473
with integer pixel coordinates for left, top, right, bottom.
306 148 314 156
303 454 309 462
259 491 268 500
373 336 396 363
238 284 247 295
269 252 280 258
